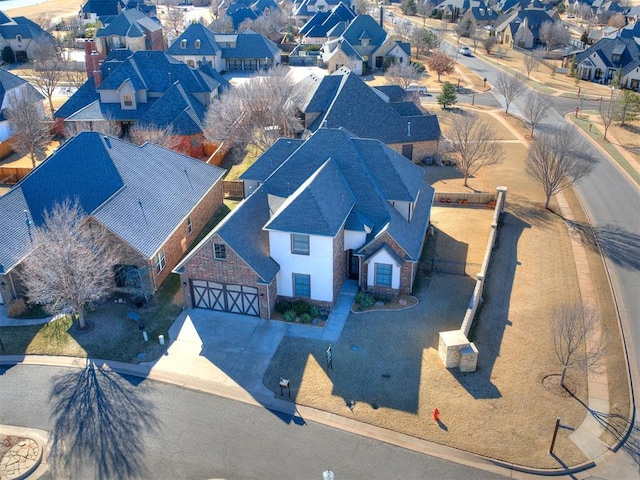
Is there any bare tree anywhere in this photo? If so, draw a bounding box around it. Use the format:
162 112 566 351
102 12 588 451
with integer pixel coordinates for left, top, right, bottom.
240 11 291 42
385 62 423 89
64 118 121 139
426 51 455 81
444 112 503 187
165 6 186 38
394 19 415 41
128 123 182 151
494 71 527 114
204 66 304 152
526 126 595 209
470 27 482 52
539 21 570 52
20 200 120 330
354 0 371 15
416 0 436 24
599 90 621 141
481 35 497 54
607 13 627 29
522 49 543 78
29 42 65 116
411 27 440 57
552 303 606 388
31 12 53 31
523 91 550 137
209 15 235 33
455 18 475 39
5 90 52 168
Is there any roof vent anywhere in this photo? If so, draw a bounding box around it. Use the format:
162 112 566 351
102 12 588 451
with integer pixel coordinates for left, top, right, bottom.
407 121 411 137
104 136 111 148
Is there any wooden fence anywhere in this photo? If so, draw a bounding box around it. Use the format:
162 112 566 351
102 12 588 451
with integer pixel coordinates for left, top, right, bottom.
0 167 31 184
223 180 244 199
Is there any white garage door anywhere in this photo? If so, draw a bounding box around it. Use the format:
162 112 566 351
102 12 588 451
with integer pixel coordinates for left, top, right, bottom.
192 280 259 316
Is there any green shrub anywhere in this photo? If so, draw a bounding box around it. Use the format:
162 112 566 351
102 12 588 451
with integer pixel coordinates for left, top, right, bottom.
275 300 293 314
309 305 320 318
355 291 375 308
300 313 312 324
293 300 309 315
411 61 425 73
284 309 297 322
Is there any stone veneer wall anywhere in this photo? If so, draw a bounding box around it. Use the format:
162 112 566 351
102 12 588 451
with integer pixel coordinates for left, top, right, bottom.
438 186 507 373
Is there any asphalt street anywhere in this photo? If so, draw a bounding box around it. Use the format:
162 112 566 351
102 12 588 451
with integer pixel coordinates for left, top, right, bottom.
0 364 509 480
450 48 640 475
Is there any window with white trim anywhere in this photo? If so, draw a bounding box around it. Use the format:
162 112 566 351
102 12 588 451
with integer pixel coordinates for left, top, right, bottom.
291 234 309 255
374 263 392 287
195 39 201 49
214 243 226 260
181 39 187 48
154 249 166 275
293 273 310 297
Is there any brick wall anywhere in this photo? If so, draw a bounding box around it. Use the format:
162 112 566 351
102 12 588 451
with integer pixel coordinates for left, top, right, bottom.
147 30 164 51
181 231 276 318
388 140 439 163
359 232 416 295
332 229 346 302
154 180 223 287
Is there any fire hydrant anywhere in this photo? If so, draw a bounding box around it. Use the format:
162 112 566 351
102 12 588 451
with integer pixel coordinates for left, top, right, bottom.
433 408 440 421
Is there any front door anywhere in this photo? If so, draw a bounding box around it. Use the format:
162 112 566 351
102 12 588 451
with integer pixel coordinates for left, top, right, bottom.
347 250 359 280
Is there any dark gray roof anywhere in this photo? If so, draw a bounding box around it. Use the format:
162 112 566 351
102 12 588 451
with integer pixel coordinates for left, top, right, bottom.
299 68 441 144
576 35 640 70
0 68 44 120
240 138 304 182
372 85 406 102
264 158 355 236
0 132 224 271
341 14 386 47
167 23 222 56
96 8 162 38
221 30 280 58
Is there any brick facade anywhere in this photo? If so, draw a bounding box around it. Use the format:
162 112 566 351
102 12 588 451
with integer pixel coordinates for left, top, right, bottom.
388 140 439 163
333 229 347 302
359 232 417 296
153 180 223 287
181 232 276 319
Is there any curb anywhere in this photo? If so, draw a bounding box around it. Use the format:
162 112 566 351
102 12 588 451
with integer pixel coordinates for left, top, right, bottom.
0 355 607 478
0 426 47 480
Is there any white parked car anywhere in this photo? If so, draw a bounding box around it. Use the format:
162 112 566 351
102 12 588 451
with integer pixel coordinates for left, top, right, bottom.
405 84 427 95
458 46 472 56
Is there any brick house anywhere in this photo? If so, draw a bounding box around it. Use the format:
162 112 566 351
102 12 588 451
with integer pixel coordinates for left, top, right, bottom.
54 49 230 158
0 132 224 307
173 128 435 319
295 67 441 163
0 11 56 62
94 8 164 56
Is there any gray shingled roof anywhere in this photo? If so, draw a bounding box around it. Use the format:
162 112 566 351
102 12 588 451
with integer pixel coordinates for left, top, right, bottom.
264 158 355 236
299 68 441 144
240 138 304 182
166 23 221 56
0 132 224 272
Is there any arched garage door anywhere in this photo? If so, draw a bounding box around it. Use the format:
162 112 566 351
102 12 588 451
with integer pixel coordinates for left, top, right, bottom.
191 280 259 316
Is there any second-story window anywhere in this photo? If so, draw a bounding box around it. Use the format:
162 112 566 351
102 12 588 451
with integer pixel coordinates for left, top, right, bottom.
291 234 309 255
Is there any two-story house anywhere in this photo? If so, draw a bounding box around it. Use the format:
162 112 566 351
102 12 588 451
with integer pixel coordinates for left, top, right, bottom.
54 49 230 158
173 127 435 319
166 23 281 73
0 11 55 62
320 14 411 74
294 67 441 163
94 8 164 56
0 68 45 143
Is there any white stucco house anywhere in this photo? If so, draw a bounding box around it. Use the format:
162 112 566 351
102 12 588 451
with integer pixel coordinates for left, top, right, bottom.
173 127 435 319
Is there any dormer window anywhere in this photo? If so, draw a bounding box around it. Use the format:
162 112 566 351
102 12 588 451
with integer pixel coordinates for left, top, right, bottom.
16 35 22 43
195 39 201 49
123 94 133 107
181 39 187 49
362 38 369 47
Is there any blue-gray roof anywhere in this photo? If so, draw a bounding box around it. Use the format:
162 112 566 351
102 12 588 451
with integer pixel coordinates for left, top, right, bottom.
299 3 355 37
240 138 304 182
96 8 161 38
0 68 44 121
341 14 386 47
81 0 126 16
0 15 54 44
0 132 225 272
221 30 281 58
228 7 259 29
167 23 222 56
298 68 441 143
576 35 640 70
372 85 406 102
264 158 355 236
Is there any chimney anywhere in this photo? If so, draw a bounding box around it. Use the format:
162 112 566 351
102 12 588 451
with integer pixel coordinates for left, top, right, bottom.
91 50 102 87
84 39 97 78
380 6 384 28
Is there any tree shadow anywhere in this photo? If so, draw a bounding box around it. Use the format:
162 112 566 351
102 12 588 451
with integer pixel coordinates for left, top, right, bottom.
48 360 160 479
568 389 640 464
554 213 640 270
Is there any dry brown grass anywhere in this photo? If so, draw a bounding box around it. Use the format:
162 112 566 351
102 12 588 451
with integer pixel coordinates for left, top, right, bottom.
263 106 631 468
